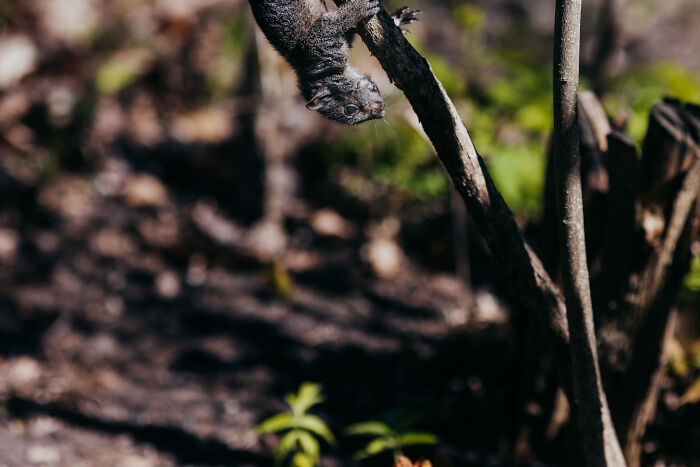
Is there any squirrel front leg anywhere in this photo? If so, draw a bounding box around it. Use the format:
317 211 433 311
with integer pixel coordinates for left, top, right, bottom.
313 0 380 38
313 2 419 46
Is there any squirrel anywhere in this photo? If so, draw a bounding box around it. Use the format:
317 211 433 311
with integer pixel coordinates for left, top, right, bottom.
247 0 419 124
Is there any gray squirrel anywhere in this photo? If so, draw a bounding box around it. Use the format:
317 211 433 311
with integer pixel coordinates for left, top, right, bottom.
247 0 419 124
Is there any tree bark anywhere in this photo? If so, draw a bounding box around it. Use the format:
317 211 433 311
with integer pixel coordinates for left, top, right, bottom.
552 2 625 466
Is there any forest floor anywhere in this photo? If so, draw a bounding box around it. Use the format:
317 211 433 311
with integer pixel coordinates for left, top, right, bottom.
0 156 697 466
0 164 508 466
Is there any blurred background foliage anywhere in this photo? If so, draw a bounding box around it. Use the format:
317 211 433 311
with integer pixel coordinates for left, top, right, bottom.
0 0 697 318
7 0 694 217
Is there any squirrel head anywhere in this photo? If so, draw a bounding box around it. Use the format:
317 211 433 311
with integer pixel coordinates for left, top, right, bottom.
305 73 385 125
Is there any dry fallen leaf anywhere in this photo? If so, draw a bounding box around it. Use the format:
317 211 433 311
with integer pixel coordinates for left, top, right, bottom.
170 106 232 144
310 208 356 239
0 228 19 261
123 174 169 207
362 237 405 279
38 175 95 223
90 228 137 258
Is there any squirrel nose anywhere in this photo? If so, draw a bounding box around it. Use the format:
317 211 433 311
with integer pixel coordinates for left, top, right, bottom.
372 100 385 118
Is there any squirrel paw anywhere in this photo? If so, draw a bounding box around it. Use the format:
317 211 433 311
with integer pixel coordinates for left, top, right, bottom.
391 6 421 33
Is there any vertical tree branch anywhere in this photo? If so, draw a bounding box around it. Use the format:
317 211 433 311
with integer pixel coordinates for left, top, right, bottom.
552 1 625 466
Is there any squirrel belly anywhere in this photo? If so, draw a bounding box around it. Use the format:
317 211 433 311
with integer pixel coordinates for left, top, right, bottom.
248 0 385 124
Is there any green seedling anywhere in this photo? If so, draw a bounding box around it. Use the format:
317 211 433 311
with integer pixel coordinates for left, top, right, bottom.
256 383 335 467
345 410 438 461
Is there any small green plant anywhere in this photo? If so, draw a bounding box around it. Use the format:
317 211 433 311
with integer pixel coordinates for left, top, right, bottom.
256 383 335 467
345 411 438 461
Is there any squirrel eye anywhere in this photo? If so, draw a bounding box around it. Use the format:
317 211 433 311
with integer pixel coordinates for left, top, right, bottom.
344 104 359 115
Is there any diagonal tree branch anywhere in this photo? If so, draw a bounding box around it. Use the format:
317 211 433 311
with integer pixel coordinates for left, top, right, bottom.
331 2 573 394
552 0 625 465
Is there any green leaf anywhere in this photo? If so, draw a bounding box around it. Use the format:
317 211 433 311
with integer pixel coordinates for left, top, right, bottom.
289 383 324 415
96 49 152 95
354 437 391 460
296 430 320 460
345 421 394 437
256 413 295 434
285 393 297 409
297 415 336 445
271 261 293 304
292 452 315 467
397 432 439 447
275 430 299 466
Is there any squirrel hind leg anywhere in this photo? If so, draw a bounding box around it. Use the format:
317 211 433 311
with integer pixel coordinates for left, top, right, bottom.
390 6 421 34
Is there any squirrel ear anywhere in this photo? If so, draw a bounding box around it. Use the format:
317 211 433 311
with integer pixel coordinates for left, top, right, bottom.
306 91 330 110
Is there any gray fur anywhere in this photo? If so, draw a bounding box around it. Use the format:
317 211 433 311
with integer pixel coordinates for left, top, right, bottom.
248 0 385 124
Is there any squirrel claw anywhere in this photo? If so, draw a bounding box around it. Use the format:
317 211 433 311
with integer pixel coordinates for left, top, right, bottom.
391 7 421 29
